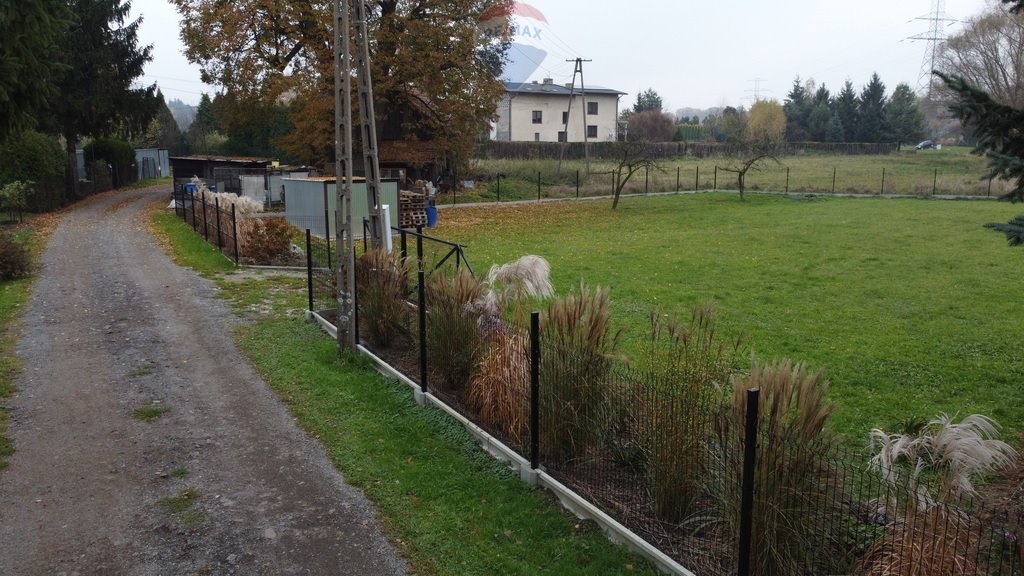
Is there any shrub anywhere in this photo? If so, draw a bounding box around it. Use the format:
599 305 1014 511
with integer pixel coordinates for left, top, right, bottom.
0 234 32 280
241 217 293 264
356 248 409 348
0 181 31 222
539 282 621 460
0 130 67 210
709 359 839 575
424 269 484 392
640 303 743 522
855 414 1017 575
467 327 529 445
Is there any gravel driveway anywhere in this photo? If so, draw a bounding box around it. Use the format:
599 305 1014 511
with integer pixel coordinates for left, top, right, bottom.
0 185 408 575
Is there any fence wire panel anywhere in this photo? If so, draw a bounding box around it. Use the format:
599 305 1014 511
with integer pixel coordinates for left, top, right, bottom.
307 230 335 316
172 192 239 264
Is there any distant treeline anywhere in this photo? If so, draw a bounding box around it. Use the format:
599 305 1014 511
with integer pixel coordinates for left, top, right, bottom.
475 141 900 161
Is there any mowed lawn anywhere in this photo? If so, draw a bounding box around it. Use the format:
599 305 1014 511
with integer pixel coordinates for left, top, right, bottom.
432 193 1024 444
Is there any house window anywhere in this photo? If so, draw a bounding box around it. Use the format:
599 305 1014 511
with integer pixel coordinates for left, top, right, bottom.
532 110 543 124
587 125 598 138
562 111 569 124
557 131 567 142
534 132 541 142
588 102 599 115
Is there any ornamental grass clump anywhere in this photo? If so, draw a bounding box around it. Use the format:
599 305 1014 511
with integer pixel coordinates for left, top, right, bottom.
855 413 1017 575
710 359 840 576
356 248 409 348
466 327 529 445
640 303 743 523
424 269 484 392
539 282 621 461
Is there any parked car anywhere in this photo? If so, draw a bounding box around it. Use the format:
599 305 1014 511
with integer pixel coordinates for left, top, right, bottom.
916 140 936 150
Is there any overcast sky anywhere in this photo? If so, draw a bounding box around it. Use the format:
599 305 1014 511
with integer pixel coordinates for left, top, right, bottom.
132 0 991 110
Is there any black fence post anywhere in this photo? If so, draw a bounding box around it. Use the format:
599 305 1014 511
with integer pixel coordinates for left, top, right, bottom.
215 197 223 251
644 166 649 194
785 167 790 194
537 171 541 202
400 229 408 262
576 169 580 199
676 166 681 192
737 387 761 576
418 270 428 394
231 203 239 264
416 225 424 271
714 166 718 190
202 195 209 241
832 167 837 194
933 168 938 195
881 168 886 195
497 174 501 203
530 311 541 470
695 166 700 191
306 230 314 312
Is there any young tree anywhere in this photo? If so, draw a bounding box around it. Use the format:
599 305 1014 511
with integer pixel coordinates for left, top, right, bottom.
50 0 158 197
886 83 926 145
0 0 69 138
627 110 675 142
720 106 748 144
609 140 662 209
724 102 783 201
633 88 664 113
172 0 512 168
856 73 888 142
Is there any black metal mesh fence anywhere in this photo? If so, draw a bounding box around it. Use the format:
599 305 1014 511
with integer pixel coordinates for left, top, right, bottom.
309 242 1023 575
172 191 239 264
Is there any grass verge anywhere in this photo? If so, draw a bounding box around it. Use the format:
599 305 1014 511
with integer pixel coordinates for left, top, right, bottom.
150 208 658 574
0 215 58 470
148 205 237 275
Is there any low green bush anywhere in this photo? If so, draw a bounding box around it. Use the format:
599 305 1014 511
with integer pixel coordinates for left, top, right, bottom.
0 234 32 281
0 131 67 211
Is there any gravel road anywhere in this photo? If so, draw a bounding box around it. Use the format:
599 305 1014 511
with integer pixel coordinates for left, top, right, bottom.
0 185 409 575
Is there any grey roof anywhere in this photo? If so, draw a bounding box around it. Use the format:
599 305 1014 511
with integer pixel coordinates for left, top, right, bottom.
504 81 626 97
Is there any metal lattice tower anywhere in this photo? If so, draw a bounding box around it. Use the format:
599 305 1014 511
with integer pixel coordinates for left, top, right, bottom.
908 0 957 97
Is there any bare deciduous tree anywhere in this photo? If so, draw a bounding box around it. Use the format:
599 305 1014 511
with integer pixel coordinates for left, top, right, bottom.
609 140 662 209
719 141 781 201
937 4 1024 108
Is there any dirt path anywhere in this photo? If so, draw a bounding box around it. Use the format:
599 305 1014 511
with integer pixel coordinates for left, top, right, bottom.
0 185 409 575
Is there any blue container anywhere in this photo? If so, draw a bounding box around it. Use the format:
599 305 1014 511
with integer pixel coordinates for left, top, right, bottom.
184 183 198 195
426 206 438 228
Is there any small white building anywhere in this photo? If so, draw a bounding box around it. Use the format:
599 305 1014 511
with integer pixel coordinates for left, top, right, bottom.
493 79 626 143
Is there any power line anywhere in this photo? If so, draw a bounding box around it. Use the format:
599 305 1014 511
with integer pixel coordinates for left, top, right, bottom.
743 78 771 103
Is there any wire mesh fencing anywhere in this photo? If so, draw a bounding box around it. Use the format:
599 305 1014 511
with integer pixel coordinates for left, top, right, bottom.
172 191 239 264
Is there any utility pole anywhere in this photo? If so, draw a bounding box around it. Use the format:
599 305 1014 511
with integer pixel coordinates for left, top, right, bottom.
907 0 957 98
566 58 592 176
333 0 386 353
333 0 356 352
351 0 385 250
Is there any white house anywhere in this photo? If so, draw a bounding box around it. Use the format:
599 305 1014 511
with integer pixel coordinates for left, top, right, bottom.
493 79 626 143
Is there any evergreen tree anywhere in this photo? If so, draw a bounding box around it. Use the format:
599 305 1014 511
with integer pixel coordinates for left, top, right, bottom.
937 71 1024 203
0 0 69 138
834 81 859 142
856 73 888 142
634 88 664 113
885 83 926 145
134 92 188 154
783 77 811 141
50 0 158 196
825 114 846 143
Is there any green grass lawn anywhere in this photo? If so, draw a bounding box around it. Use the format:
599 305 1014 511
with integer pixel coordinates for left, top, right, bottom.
150 207 660 575
453 147 1009 203
433 193 1024 444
